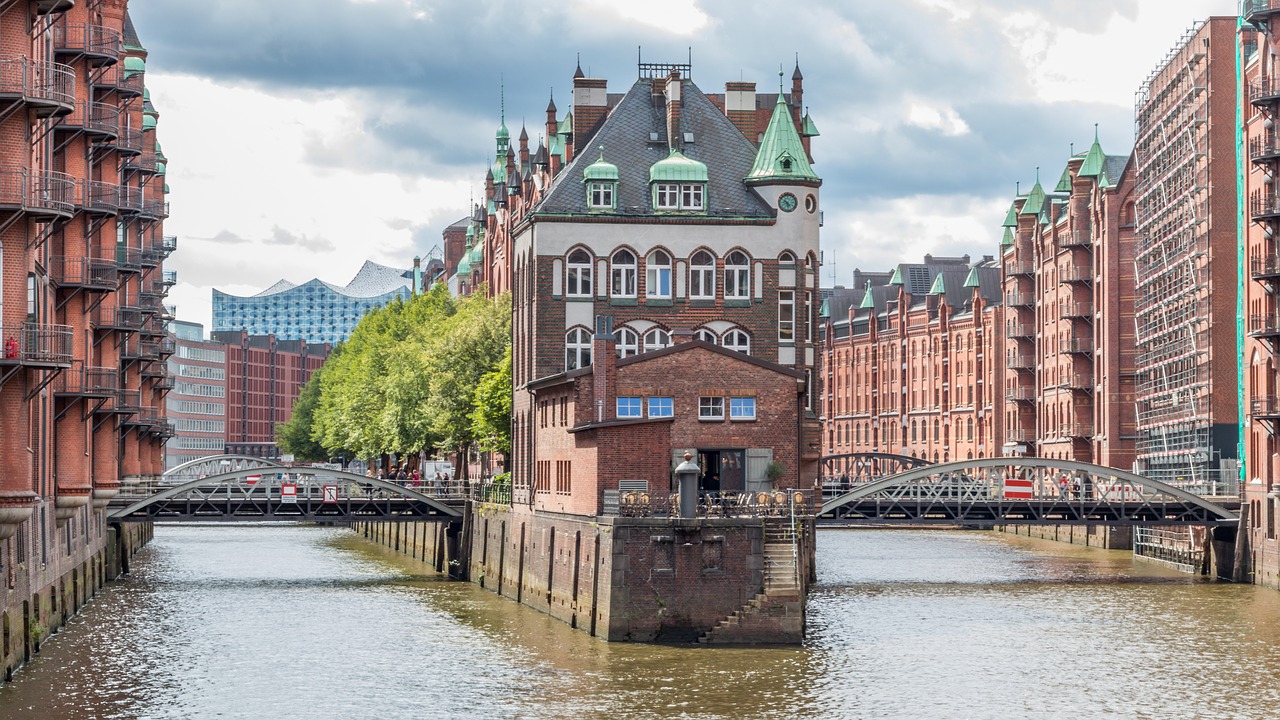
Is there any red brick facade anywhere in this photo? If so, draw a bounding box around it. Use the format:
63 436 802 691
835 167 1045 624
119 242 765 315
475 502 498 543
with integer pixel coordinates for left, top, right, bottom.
214 330 329 459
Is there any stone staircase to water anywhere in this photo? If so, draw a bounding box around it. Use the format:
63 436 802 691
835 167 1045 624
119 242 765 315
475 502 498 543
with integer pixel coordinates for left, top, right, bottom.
698 520 805 644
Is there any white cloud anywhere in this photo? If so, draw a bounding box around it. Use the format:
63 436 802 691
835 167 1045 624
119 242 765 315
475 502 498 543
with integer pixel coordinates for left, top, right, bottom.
572 0 710 36
905 101 971 136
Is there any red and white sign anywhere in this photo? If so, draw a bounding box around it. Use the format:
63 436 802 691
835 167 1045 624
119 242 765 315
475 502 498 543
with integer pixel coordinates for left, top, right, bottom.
281 483 297 504
245 474 261 486
322 485 338 504
1003 476 1034 500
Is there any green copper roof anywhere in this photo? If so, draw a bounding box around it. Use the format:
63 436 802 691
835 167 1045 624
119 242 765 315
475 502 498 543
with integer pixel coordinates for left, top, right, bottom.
155 141 166 161
155 161 166 175
583 152 619 182
819 297 830 318
1078 135 1106 178
465 224 475 239
1002 201 1019 227
746 91 818 183
860 282 875 309
549 134 565 159
456 253 471 277
650 150 708 183
1054 165 1073 193
888 266 904 285
1002 227 1014 246
142 114 156 131
123 56 145 78
497 121 509 140
1019 180 1045 216
557 111 573 136
964 266 981 288
163 183 170 193
929 273 946 296
801 112 820 137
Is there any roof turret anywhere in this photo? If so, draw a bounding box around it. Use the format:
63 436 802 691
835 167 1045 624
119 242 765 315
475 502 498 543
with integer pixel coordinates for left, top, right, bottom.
649 149 707 183
583 150 619 182
746 74 818 184
1078 125 1106 178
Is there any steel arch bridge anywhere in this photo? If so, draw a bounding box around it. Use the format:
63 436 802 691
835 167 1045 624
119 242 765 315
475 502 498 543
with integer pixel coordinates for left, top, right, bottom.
163 454 285 480
818 457 1240 526
109 467 462 523
821 452 933 487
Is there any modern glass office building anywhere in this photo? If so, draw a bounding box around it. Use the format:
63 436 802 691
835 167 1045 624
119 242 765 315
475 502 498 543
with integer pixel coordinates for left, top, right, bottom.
212 261 414 344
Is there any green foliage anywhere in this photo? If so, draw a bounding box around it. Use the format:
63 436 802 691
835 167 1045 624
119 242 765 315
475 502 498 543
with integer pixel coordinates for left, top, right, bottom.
276 349 335 461
765 460 786 483
298 285 512 463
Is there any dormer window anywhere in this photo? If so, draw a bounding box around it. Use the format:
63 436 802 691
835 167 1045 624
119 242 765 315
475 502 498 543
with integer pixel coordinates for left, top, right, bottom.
655 184 680 209
680 184 704 210
649 149 708 213
582 151 619 212
589 182 614 209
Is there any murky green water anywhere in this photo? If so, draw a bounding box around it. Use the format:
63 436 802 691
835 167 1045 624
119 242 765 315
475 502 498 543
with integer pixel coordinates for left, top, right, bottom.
1 524 1277 719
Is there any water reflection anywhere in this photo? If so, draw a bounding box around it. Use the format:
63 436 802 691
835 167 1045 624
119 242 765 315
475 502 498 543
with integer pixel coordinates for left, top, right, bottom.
1 525 1278 719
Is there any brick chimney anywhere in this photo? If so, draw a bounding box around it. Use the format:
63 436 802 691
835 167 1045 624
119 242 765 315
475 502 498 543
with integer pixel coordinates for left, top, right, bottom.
724 80 757 141
672 329 695 345
665 70 683 152
592 316 617 423
518 125 529 171
573 68 608 153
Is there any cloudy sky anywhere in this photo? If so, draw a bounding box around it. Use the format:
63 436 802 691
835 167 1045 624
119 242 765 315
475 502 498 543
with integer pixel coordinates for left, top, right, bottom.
130 0 1229 330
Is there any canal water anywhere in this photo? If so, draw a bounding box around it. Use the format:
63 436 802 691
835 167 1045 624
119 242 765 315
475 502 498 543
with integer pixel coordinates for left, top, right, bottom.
2 525 1279 719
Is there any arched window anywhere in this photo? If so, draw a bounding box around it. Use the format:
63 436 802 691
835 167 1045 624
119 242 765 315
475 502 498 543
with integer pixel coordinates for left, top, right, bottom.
611 249 637 298
695 328 717 343
565 327 592 370
643 328 671 352
689 250 714 299
722 329 750 355
566 249 592 297
933 418 940 441
616 327 639 358
911 420 917 443
967 417 974 441
646 250 672 299
724 250 750 299
779 250 796 265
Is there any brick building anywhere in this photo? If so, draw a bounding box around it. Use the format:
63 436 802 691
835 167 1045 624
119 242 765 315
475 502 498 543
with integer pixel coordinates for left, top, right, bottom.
1000 139 1138 467
1132 17 1240 491
164 320 226 471
0 1 170 680
213 330 329 459
819 255 1004 466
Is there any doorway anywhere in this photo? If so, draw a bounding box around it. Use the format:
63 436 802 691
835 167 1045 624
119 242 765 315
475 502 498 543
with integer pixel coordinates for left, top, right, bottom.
697 449 745 495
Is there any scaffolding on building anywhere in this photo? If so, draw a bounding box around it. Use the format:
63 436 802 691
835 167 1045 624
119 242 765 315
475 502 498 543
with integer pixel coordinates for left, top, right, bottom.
1132 22 1217 492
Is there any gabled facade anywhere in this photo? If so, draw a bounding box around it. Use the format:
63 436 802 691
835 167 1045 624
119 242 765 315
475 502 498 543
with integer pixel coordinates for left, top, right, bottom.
501 62 822 510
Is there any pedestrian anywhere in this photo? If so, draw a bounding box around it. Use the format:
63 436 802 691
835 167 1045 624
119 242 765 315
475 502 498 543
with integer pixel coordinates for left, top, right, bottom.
411 468 421 487
396 466 407 485
434 472 444 495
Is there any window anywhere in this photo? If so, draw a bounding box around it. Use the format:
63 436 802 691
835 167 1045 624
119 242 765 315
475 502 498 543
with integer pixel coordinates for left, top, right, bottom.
779 290 795 341
681 184 704 210
616 397 642 418
616 328 639 358
643 328 671 352
646 250 672 299
724 250 750 299
648 397 673 417
695 328 717 343
778 250 796 265
566 249 592 297
655 184 680 209
26 273 37 322
588 182 614 209
565 327 592 370
722 329 750 355
690 250 714 299
698 396 724 420
611 249 637 297
729 397 756 420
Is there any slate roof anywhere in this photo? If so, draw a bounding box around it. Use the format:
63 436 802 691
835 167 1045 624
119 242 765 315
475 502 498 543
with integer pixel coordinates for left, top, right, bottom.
824 286 863 321
536 78 774 219
122 12 143 51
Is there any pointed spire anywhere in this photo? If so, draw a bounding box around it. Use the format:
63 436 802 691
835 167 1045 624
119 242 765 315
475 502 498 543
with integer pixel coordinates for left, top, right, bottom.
792 54 803 81
1019 169 1046 217
519 124 528 141
574 53 584 79
547 90 557 114
746 71 819 183
1078 124 1107 178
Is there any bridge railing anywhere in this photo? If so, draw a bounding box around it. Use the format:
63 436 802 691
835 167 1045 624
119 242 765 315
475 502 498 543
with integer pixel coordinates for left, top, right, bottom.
603 489 815 519
117 472 480 503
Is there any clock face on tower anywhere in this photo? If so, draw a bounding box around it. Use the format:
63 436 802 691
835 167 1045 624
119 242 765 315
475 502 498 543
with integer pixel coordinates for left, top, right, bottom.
778 193 798 212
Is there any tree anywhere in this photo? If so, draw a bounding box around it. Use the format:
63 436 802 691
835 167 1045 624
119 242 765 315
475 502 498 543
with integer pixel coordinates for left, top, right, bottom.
471 344 512 461
275 353 331 461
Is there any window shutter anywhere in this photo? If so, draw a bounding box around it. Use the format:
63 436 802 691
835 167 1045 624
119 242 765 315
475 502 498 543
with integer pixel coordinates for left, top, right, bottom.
746 448 773 492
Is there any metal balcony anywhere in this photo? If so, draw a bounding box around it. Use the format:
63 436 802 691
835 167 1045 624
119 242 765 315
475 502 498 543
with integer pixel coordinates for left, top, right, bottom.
122 151 157 174
117 185 144 214
138 317 168 338
115 245 144 273
123 404 158 426
1005 292 1034 308
60 101 120 140
138 292 162 313
160 235 177 254
115 389 142 415
160 304 176 321
1251 192 1280 221
1065 374 1094 392
154 375 176 393
50 255 117 291
82 179 120 215
141 199 169 220
114 127 143 156
1005 429 1034 443
1005 387 1035 404
0 322 73 366
1244 0 1280 28
93 63 143 98
1060 266 1093 285
1251 133 1280 165
1253 396 1280 420
56 363 118 398
1252 253 1280 284
154 419 177 439
0 167 76 219
1061 337 1094 355
92 305 145 332
1059 302 1092 320
1064 423 1094 438
1250 314 1280 338
0 57 75 117
158 337 176 357
139 245 161 269
1006 355 1034 371
1005 261 1034 276
140 356 166 376
52 24 121 66
1006 323 1033 339
162 270 178 286
1058 231 1091 249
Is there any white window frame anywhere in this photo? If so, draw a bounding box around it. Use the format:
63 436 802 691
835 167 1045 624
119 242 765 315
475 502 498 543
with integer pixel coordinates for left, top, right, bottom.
565 327 592 370
681 184 704 210
566 249 593 297
722 329 750 355
698 396 724 421
724 250 750 299
695 328 717 343
648 397 674 418
616 327 639 358
643 328 671 352
588 182 614 209
616 397 642 418
729 397 756 420
646 250 672 299
689 250 714 299
611 248 637 298
655 183 680 209
779 289 795 342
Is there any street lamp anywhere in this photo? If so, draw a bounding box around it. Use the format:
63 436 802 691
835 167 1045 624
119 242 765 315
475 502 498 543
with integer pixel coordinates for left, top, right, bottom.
674 451 700 519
